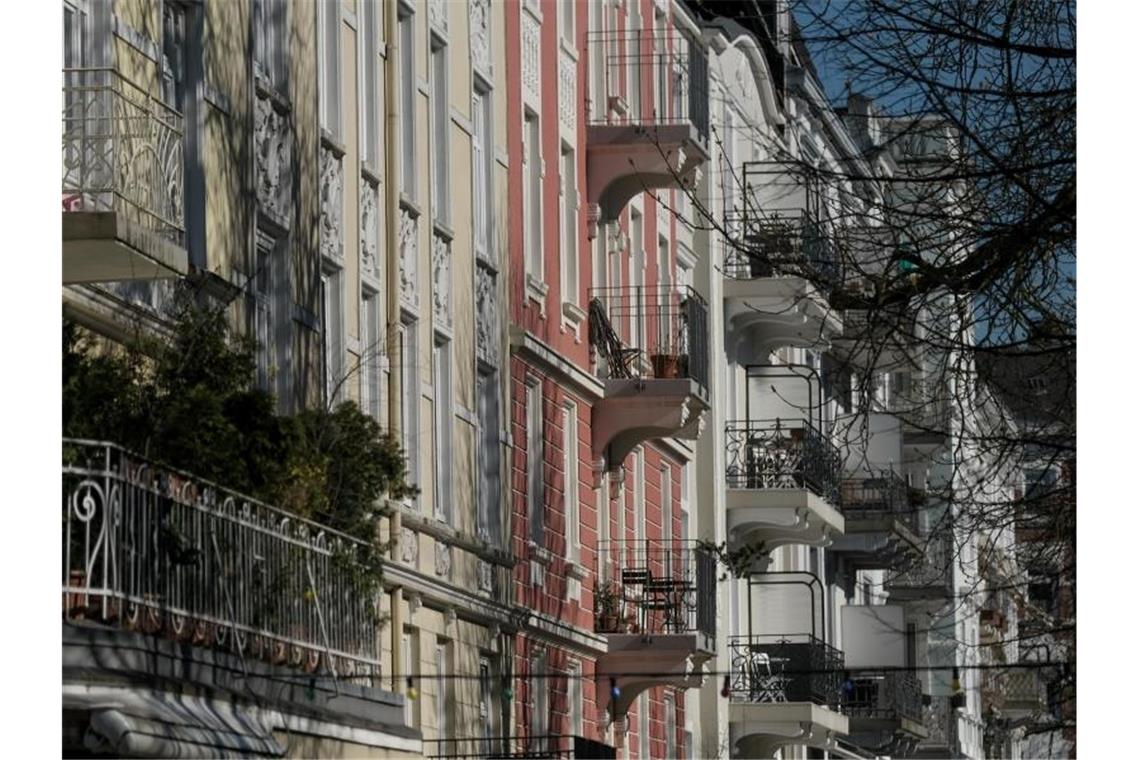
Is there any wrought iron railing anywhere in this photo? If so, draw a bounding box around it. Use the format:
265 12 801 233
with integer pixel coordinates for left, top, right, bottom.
586 30 709 146
725 419 843 505
843 671 923 722
840 470 917 530
425 735 616 759
920 695 954 749
724 208 840 285
885 531 954 594
595 540 716 640
62 440 383 686
728 634 845 709
588 285 709 393
62 68 185 244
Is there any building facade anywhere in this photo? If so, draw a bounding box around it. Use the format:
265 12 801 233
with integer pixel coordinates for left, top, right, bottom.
62 2 1055 759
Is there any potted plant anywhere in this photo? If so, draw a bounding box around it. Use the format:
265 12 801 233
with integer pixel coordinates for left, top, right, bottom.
650 308 689 379
594 579 622 633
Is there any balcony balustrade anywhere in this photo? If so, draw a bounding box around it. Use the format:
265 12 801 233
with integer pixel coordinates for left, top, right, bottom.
724 418 845 555
62 68 188 283
588 286 709 464
884 531 955 603
728 634 845 708
585 30 709 233
593 539 716 722
725 209 840 286
62 439 383 686
728 634 850 756
830 470 925 573
424 735 616 759
844 671 924 723
595 540 716 642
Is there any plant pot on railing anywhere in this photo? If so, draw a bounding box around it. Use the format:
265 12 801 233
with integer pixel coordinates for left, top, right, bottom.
651 353 683 379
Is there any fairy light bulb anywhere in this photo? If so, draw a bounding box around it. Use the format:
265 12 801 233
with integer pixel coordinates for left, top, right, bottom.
406 675 418 701
720 675 731 698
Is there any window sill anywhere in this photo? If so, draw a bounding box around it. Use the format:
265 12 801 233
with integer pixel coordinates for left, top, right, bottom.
565 559 588 581
562 300 587 334
361 163 383 186
433 218 455 243
528 541 554 566
526 276 549 308
320 130 347 159
399 193 423 218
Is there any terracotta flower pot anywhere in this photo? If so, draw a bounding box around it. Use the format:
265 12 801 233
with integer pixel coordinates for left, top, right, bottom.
651 354 682 379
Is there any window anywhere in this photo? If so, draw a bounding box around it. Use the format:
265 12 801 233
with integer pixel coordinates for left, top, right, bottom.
561 0 574 42
251 233 275 393
321 266 345 404
477 366 502 543
627 0 642 120
473 87 493 259
661 462 672 546
254 0 287 88
664 694 676 760
359 0 380 165
679 463 690 544
568 660 583 738
403 628 419 727
560 146 578 306
63 0 89 67
362 289 382 419
638 693 650 760
530 651 549 749
527 380 544 544
401 316 420 501
658 235 671 290
399 9 416 194
318 0 340 134
631 209 645 349
436 641 452 746
563 401 580 563
431 39 449 221
433 337 453 524
633 448 645 543
524 112 543 283
161 2 187 112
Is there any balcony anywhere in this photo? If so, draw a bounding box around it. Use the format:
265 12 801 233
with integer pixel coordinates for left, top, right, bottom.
831 301 915 371
843 672 927 754
63 440 385 683
986 670 1047 720
588 286 709 465
829 471 925 573
884 531 955 605
594 541 716 722
62 69 188 284
585 31 709 234
728 634 850 756
425 736 616 759
724 419 845 557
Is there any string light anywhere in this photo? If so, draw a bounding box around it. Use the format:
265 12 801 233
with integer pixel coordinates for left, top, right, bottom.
720 675 731 698
406 675 418 701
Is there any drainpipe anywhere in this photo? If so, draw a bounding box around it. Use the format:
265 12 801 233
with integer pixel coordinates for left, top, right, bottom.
384 0 403 699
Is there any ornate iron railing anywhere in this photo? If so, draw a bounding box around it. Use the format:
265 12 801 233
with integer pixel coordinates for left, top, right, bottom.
885 531 954 594
62 440 383 686
425 735 616 759
843 671 923 722
724 208 840 285
62 68 185 244
586 30 709 146
840 470 917 530
728 634 845 709
596 540 716 640
725 419 843 505
588 285 709 393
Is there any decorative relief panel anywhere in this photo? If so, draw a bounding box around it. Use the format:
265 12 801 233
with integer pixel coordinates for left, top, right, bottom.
401 526 418 565
477 559 494 593
521 12 540 99
399 207 418 308
255 93 291 226
470 0 491 76
360 176 379 280
435 542 452 578
319 145 343 261
432 233 452 327
428 0 448 35
475 263 498 366
559 49 577 130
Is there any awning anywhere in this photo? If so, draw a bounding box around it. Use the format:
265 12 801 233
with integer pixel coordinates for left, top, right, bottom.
67 688 283 758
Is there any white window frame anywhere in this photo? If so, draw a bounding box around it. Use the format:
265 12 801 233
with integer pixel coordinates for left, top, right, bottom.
661 461 672 547
638 692 650 760
634 448 645 544
631 208 645 350
568 659 583 738
560 144 579 309
527 378 544 545
561 0 575 43
431 36 449 222
524 110 544 288
359 0 380 166
563 400 580 563
433 335 453 524
321 265 345 406
435 641 450 744
472 85 493 260
318 0 341 136
362 287 382 419
399 8 416 195
664 693 676 760
403 628 419 727
530 650 549 748
401 314 420 503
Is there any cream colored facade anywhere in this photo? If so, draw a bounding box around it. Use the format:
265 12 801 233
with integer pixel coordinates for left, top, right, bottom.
317 0 516 753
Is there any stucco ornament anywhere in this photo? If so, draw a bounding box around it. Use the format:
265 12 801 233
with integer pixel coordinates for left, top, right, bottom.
319 145 343 260
470 0 491 75
401 526 418 565
360 177 379 279
477 559 494 593
255 93 290 224
475 264 498 365
435 542 452 578
399 207 418 307
432 234 452 326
